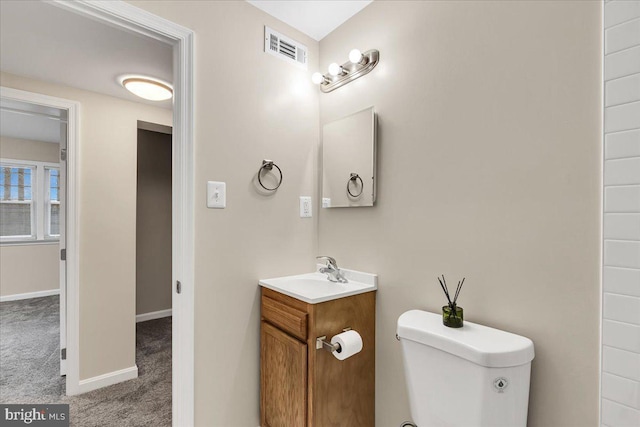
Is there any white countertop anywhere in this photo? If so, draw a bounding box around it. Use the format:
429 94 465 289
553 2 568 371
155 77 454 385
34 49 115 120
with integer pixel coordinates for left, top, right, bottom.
259 267 377 304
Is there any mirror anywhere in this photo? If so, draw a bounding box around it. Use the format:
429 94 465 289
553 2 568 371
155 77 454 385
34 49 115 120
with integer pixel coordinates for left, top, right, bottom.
321 107 377 208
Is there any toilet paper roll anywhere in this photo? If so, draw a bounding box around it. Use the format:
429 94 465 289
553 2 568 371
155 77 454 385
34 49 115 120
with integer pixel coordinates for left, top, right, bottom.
331 330 363 361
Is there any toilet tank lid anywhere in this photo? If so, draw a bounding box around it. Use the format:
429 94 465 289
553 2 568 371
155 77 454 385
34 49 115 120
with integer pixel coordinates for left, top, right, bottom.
397 310 534 368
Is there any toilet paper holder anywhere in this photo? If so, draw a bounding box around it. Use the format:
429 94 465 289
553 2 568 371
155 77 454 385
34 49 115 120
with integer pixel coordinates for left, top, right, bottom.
316 327 351 353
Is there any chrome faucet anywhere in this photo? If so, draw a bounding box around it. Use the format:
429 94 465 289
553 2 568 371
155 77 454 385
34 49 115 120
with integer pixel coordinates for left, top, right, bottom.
316 256 348 283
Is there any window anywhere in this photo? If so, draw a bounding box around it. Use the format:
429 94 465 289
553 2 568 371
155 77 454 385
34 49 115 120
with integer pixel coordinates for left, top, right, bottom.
0 165 35 239
46 167 60 238
0 159 60 243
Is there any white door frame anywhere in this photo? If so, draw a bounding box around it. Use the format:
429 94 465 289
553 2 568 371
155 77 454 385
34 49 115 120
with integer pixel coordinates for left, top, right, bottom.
58 113 68 377
50 1 195 425
0 86 79 384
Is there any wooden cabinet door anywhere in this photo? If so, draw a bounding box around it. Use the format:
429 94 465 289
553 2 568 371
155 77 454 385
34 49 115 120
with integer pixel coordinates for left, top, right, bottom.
261 321 308 427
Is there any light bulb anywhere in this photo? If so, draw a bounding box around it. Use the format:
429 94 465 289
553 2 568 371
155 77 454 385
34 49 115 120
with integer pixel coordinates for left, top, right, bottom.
328 63 342 76
311 72 325 85
349 49 363 64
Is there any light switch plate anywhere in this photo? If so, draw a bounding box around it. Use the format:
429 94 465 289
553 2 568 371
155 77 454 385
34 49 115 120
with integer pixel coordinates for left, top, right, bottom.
207 181 226 208
300 196 312 218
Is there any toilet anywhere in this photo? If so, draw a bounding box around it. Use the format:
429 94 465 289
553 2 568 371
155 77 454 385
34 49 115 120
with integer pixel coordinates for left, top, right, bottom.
397 310 535 427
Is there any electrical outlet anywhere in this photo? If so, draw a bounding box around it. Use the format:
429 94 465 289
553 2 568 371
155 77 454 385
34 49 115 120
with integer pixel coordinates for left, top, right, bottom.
322 198 331 208
207 181 226 208
300 196 312 218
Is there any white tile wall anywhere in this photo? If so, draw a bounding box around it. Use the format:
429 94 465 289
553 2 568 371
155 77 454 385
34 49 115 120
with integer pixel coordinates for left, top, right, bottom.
604 267 640 297
605 46 640 80
604 293 640 324
605 129 640 159
606 74 640 107
604 214 640 240
605 240 640 268
604 4 640 427
605 186 640 212
603 346 640 382
605 158 640 185
606 19 640 54
602 399 640 426
605 0 640 28
605 101 640 133
602 373 640 408
603 320 640 353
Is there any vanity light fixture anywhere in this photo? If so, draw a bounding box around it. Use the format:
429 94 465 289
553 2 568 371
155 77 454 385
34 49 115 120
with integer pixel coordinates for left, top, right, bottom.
119 75 173 101
311 48 379 93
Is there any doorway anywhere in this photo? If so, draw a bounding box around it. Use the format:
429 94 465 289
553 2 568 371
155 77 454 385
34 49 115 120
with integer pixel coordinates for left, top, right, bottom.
135 121 173 423
0 97 68 400
136 121 173 325
0 2 194 424
0 87 78 398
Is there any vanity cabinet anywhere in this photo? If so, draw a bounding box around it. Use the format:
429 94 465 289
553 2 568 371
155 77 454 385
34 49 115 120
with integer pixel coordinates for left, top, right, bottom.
260 287 376 427
261 322 307 426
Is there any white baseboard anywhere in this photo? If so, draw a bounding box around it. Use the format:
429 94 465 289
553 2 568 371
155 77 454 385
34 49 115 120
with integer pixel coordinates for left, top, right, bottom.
136 308 172 323
76 365 138 394
0 289 60 302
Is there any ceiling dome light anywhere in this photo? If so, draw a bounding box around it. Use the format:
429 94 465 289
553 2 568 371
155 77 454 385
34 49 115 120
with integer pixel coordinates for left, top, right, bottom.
119 75 173 101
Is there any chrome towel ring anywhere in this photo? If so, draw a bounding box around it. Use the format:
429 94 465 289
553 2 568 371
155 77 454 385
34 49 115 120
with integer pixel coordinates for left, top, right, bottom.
347 172 363 198
258 159 283 191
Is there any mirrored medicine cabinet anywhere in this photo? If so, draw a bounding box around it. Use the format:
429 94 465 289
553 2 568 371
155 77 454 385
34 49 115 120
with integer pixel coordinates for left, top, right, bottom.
321 106 377 208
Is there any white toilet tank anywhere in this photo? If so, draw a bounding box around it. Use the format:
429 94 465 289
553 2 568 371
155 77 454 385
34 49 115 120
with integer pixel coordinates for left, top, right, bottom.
397 310 535 427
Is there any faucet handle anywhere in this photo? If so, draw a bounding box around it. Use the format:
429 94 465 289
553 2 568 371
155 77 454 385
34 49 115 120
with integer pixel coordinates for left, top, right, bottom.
316 256 337 268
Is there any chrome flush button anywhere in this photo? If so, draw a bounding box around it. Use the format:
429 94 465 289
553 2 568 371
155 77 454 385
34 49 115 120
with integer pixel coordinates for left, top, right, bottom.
494 377 508 392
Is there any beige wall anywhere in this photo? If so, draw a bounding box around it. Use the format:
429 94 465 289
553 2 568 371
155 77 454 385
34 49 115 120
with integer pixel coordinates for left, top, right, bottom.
2 1 601 424
128 2 319 425
318 2 601 427
0 244 59 297
136 128 172 315
0 136 59 163
129 2 601 426
0 137 60 297
0 72 172 380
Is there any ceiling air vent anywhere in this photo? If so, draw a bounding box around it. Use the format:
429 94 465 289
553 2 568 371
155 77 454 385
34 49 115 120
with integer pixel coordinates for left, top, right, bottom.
264 26 307 70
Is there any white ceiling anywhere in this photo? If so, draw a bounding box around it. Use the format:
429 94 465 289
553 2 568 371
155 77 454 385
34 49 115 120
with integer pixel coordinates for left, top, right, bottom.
0 0 370 122
247 1 372 41
1 99 65 144
0 1 173 109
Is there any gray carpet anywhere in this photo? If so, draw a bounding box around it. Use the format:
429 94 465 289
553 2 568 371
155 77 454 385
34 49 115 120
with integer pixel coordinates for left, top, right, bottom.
0 295 172 426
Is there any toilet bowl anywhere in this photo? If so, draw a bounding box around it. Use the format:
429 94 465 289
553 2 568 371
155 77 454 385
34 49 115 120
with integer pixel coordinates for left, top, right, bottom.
397 310 534 427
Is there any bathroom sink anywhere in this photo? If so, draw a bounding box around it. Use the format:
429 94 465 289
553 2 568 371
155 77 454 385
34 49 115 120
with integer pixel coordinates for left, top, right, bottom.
259 268 377 304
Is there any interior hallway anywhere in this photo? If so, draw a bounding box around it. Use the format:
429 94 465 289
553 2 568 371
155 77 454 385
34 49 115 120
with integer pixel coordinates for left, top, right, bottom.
0 295 171 426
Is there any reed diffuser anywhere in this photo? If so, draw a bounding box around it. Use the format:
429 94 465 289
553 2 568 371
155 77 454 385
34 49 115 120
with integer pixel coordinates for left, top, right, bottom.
438 275 465 328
